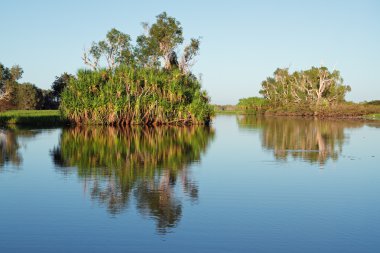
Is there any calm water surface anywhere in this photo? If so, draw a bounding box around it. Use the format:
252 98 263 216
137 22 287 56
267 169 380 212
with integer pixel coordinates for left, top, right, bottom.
1 115 379 252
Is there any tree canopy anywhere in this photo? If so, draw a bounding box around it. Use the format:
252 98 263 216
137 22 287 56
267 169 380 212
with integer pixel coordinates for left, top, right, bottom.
259 66 351 107
83 12 201 74
0 62 71 111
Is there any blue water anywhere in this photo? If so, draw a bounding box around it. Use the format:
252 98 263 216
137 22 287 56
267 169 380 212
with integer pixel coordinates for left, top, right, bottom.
1 115 379 252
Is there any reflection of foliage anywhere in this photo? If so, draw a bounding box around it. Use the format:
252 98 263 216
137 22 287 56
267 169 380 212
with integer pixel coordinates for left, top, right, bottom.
52 126 214 233
0 129 21 168
0 128 41 170
237 115 364 165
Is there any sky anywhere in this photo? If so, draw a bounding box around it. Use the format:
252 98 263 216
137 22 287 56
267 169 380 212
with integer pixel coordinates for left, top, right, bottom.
1 0 379 104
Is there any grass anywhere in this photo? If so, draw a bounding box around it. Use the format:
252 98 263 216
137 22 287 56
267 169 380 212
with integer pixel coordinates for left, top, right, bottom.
0 110 67 126
364 114 380 120
60 67 213 126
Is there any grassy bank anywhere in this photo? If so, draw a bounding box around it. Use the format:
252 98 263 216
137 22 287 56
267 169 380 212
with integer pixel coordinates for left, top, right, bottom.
364 114 380 120
262 103 380 119
0 110 66 126
215 102 380 120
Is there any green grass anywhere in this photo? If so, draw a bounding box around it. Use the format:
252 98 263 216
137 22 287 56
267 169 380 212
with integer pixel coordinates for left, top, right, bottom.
364 114 380 120
0 110 67 126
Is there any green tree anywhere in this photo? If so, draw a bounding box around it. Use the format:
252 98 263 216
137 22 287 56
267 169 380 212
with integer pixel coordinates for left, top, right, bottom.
51 73 73 103
15 83 43 110
10 65 23 81
83 28 133 70
259 66 351 108
0 63 23 103
145 12 184 69
237 97 268 112
62 13 212 125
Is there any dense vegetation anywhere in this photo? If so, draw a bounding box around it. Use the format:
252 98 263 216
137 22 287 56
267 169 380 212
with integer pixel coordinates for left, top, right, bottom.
0 62 72 111
60 12 213 125
51 126 214 232
260 67 350 107
237 97 268 113
238 66 380 117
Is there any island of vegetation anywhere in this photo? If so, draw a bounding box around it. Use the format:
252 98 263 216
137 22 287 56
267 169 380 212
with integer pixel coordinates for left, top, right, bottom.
61 12 213 126
229 67 380 118
0 12 213 126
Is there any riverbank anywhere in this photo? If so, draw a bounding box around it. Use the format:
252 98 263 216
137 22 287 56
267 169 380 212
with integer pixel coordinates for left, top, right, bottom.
0 110 66 126
215 103 380 120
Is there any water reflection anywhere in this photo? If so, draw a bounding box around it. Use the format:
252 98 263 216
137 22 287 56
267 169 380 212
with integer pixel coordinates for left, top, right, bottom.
51 126 214 233
0 127 41 169
0 129 21 168
237 115 366 165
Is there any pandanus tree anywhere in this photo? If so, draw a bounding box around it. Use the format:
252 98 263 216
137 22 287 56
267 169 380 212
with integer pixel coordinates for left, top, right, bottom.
62 13 213 125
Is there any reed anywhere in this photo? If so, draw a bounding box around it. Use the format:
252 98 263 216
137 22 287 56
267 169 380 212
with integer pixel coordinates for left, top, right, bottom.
60 66 214 126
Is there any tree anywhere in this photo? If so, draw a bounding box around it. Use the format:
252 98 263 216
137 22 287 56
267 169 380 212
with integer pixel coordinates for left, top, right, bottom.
83 28 133 70
148 12 184 69
51 73 73 103
179 38 200 74
10 65 23 81
0 63 14 105
1 64 24 104
259 66 351 107
237 97 268 111
14 83 43 110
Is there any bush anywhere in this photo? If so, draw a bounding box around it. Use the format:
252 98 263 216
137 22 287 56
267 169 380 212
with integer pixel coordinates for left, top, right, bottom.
60 66 214 125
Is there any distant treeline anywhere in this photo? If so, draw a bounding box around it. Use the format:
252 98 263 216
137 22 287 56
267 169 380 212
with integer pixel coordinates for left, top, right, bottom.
0 62 71 111
237 66 380 117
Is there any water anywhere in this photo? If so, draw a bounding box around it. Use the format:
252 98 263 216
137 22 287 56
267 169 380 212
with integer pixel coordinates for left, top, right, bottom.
1 115 379 253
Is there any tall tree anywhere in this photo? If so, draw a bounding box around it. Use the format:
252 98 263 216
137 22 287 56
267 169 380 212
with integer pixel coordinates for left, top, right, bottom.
148 12 184 69
83 28 132 70
51 73 73 103
259 66 351 107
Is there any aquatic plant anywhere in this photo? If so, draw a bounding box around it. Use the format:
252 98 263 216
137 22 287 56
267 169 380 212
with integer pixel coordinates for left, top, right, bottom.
60 66 213 125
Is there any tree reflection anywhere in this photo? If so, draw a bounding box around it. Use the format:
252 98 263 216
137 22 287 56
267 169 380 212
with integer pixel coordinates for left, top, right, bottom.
0 129 21 168
237 115 365 165
0 127 41 170
51 126 214 233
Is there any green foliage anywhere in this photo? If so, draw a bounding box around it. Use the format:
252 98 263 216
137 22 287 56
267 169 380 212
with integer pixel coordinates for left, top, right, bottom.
365 100 380 106
1 62 73 111
364 114 380 120
84 28 133 70
14 83 43 110
51 73 73 104
259 67 351 108
0 110 64 126
60 66 213 125
237 97 268 112
85 12 200 74
63 13 212 126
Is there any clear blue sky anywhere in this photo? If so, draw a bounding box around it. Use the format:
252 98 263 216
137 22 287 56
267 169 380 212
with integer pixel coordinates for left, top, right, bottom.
1 0 379 104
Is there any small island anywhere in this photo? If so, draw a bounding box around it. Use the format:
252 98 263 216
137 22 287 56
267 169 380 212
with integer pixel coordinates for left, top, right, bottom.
1 12 213 126
217 67 380 119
